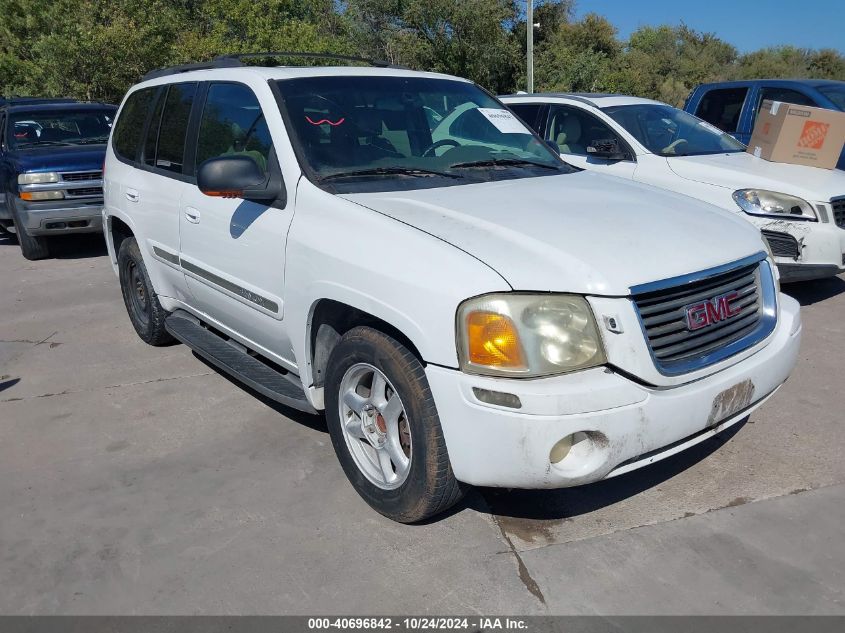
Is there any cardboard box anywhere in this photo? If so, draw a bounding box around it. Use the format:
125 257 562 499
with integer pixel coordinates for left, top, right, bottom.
748 100 845 170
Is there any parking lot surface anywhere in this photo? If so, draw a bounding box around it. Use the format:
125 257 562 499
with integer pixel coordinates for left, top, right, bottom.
1 233 844 615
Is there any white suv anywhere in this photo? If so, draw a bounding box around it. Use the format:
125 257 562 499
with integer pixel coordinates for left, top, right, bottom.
502 93 845 283
103 56 801 522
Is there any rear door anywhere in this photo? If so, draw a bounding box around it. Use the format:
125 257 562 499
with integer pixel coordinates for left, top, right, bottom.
178 81 295 364
113 83 198 302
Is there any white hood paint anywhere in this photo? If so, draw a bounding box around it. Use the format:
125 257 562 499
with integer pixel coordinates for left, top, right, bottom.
341 171 764 295
667 152 845 202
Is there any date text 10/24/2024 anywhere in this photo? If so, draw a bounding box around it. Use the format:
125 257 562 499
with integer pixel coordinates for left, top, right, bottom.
307 617 529 630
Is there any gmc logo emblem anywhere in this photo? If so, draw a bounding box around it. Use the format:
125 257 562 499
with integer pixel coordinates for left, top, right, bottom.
685 291 742 331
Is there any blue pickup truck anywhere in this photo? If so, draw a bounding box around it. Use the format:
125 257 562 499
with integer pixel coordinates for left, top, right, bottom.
0 98 117 259
684 79 845 171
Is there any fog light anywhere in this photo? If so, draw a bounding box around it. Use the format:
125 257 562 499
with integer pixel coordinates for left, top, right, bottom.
472 387 522 409
549 434 575 464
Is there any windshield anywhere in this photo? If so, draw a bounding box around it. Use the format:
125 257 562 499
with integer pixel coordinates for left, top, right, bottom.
603 103 746 157
8 108 116 149
818 85 845 110
275 76 568 192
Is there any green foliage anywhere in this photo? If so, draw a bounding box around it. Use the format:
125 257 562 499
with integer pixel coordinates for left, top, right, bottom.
0 0 843 106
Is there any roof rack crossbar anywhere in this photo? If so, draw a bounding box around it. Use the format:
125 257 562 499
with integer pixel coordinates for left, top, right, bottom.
215 51 393 68
141 51 397 81
142 58 243 81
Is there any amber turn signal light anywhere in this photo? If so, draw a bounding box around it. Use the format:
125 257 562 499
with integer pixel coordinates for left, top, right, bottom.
465 311 527 369
203 190 243 198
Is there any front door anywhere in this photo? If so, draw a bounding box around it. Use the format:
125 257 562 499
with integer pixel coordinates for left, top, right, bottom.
178 82 295 367
545 104 637 179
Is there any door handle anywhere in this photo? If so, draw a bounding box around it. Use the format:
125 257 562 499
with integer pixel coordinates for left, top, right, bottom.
125 188 140 203
184 207 200 224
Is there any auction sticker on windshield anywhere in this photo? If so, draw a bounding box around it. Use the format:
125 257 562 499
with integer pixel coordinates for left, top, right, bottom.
478 108 531 134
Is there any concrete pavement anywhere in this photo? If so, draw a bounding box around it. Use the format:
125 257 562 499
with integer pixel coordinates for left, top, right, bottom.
1 233 844 615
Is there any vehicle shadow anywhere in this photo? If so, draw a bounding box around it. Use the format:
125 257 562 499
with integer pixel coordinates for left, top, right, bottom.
782 275 845 306
0 231 107 258
50 233 108 259
192 353 328 433
450 419 748 523
183 349 749 524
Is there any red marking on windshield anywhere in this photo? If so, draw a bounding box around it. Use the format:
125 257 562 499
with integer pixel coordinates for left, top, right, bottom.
306 116 345 126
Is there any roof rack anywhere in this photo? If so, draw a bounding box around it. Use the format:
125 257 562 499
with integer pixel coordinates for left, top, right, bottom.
142 51 395 81
0 97 78 107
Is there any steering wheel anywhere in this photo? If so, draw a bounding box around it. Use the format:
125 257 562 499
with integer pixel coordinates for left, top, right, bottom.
422 139 461 157
661 138 688 155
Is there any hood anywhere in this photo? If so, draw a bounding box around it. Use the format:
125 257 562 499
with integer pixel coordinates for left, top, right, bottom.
667 152 845 202
9 144 107 174
340 171 764 295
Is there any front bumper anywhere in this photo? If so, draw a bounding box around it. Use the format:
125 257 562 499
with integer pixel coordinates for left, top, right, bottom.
427 293 801 489
767 220 845 281
14 198 103 235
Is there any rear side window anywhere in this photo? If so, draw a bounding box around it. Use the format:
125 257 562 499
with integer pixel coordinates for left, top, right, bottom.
757 87 816 111
142 91 165 167
694 87 748 134
113 88 156 162
507 103 543 130
195 83 273 175
143 83 197 174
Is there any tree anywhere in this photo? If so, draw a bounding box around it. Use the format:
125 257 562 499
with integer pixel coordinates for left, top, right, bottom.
346 0 522 93
534 13 620 93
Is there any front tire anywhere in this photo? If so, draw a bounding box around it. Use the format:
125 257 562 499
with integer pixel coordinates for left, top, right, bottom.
7 197 49 260
325 326 464 523
117 237 174 346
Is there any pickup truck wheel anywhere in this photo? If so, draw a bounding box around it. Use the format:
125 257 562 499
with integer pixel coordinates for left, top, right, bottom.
325 326 465 523
117 237 174 346
7 197 49 260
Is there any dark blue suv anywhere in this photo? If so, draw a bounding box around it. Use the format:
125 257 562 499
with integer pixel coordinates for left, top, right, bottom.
0 98 117 259
684 79 845 171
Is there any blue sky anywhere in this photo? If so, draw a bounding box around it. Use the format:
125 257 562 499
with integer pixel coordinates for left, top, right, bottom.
573 0 845 53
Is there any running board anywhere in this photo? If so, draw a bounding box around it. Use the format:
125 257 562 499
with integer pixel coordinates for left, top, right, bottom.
165 310 317 414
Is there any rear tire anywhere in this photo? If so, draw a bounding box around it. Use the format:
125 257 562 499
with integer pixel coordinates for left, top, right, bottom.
7 197 49 260
325 326 465 523
117 237 174 346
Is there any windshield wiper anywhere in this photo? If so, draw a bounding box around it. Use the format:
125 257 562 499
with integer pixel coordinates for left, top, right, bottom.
449 158 559 170
318 167 462 182
14 140 75 148
75 137 109 144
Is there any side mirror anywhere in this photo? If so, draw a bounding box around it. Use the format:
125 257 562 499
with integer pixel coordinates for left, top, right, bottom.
586 138 628 161
197 155 280 201
545 139 561 155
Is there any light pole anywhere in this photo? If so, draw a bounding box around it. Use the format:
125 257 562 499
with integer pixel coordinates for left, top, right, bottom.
527 0 534 93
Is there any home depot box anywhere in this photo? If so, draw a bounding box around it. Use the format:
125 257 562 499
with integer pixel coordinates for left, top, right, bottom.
748 100 845 169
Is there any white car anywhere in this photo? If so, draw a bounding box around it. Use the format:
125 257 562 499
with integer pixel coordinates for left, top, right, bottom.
103 56 800 522
502 93 845 282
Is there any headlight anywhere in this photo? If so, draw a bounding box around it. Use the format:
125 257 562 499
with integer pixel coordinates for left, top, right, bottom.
18 171 59 184
733 189 816 220
456 293 606 377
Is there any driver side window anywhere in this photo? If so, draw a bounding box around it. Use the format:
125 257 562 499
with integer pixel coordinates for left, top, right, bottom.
545 105 621 157
195 83 273 176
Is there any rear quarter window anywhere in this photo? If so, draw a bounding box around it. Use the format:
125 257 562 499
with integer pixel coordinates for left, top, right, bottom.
113 88 157 163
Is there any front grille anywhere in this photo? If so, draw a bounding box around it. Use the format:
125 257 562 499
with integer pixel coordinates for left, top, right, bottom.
61 171 101 182
833 198 845 228
762 230 800 259
64 187 102 197
633 260 771 374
